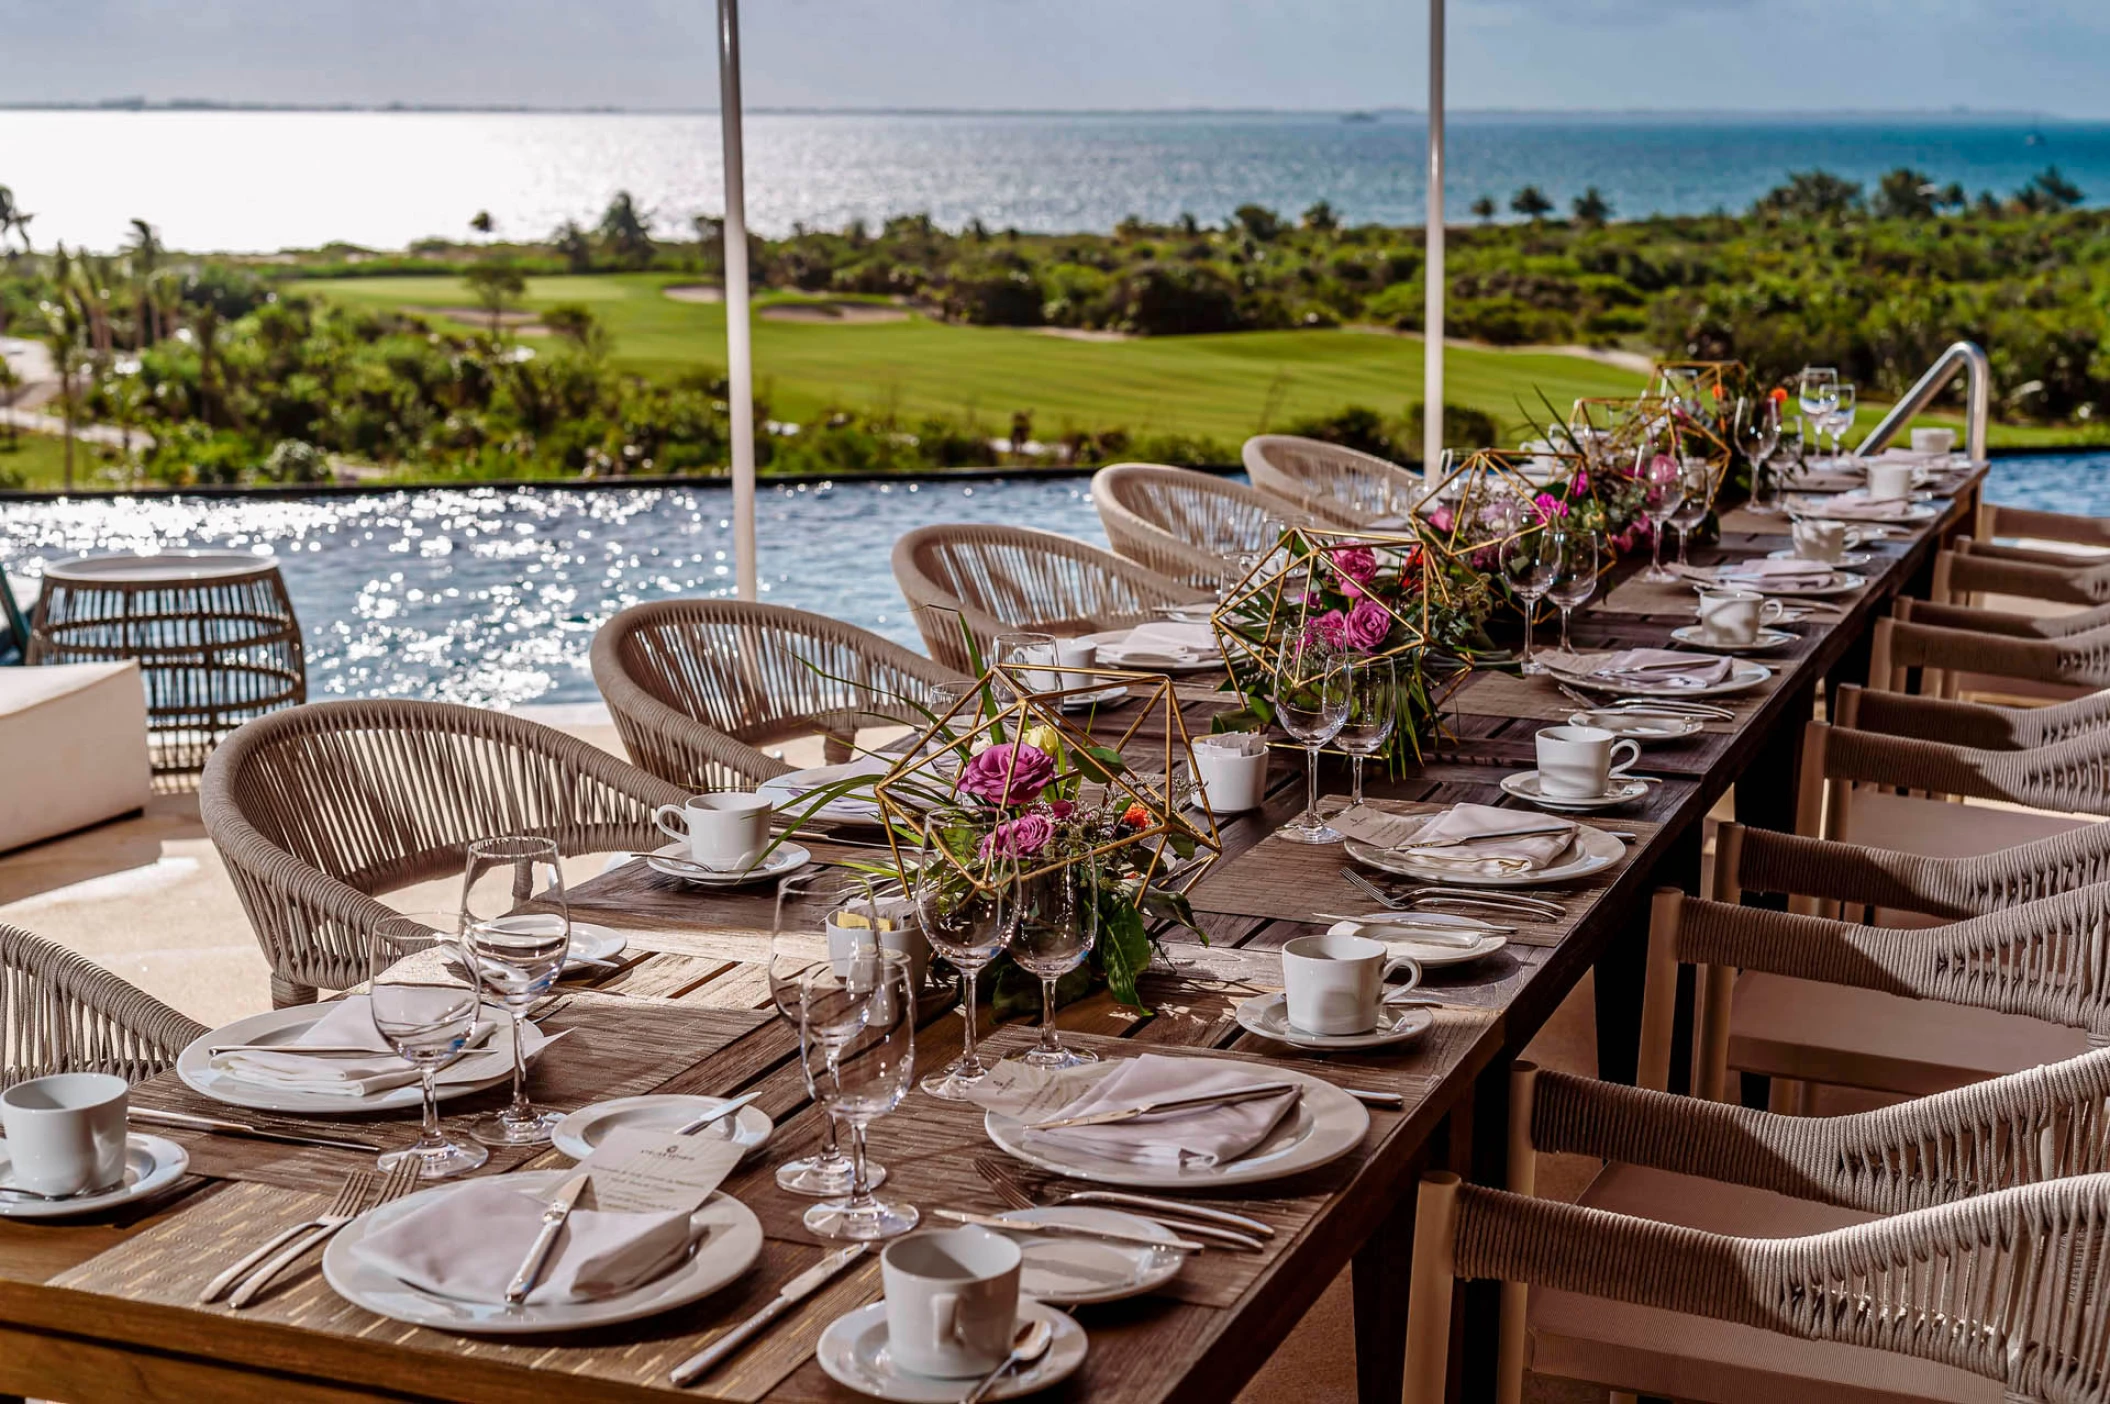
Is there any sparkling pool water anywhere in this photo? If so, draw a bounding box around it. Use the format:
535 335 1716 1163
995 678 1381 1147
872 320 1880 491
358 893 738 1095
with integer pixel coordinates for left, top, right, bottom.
2 453 2102 709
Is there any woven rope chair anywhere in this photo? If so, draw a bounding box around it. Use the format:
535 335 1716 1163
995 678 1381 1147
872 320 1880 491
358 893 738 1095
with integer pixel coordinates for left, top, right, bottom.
589 599 966 790
1975 503 2110 557
891 523 1203 675
1240 435 1424 529
1406 1171 2110 1404
1089 463 1315 588
201 700 685 1007
1870 616 2110 698
3 923 204 1087
1838 680 2110 750
1480 1050 2110 1401
1936 545 2110 609
1899 595 2110 641
1798 716 2110 838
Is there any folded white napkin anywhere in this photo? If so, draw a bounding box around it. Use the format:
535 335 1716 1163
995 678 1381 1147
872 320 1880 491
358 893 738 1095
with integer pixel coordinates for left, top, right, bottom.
1785 492 1915 521
1399 803 1577 874
1099 621 1220 665
209 996 501 1099
351 1180 697 1305
1023 1054 1299 1167
773 756 886 817
1708 557 1835 584
1554 648 1731 690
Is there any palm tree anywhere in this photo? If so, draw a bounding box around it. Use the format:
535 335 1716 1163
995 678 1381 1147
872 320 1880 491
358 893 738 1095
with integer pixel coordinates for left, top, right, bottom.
124 219 163 347
1510 186 1554 222
39 245 86 491
596 191 656 269
552 220 594 273
470 210 495 239
0 186 31 261
462 260 527 337
1571 187 1613 226
1470 195 1497 224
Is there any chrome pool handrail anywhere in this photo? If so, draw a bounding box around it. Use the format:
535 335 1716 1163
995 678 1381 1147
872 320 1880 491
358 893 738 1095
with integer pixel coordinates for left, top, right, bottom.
1853 340 1991 465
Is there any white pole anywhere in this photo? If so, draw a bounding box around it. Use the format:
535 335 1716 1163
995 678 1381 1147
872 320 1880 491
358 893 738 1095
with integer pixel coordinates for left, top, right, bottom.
718 0 758 602
1422 0 1445 477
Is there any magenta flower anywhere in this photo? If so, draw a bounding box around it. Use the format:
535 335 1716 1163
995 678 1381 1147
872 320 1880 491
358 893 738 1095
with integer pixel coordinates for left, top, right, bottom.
1312 599 1392 653
957 742 1056 806
1328 545 1379 584
1426 505 1456 533
1531 492 1568 523
978 813 1055 859
1570 470 1591 496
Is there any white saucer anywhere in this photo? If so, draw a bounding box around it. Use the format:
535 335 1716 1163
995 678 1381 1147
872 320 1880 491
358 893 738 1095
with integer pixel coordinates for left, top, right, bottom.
1078 628 1221 674
817 1299 1087 1401
1500 771 1651 811
551 1094 774 1162
1235 993 1434 1051
1057 684 1130 712
1567 710 1706 742
646 841 811 886
0 1133 189 1219
565 921 628 973
1766 548 1872 567
999 1205 1187 1304
1346 822 1625 888
1668 625 1797 655
1711 570 1865 598
1324 917 1508 968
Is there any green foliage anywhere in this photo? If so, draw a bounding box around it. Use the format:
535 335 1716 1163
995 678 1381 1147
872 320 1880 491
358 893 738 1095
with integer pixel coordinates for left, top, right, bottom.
1511 186 1554 220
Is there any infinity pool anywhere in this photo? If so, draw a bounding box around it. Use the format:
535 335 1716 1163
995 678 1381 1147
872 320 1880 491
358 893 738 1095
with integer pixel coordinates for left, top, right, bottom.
1 454 2101 708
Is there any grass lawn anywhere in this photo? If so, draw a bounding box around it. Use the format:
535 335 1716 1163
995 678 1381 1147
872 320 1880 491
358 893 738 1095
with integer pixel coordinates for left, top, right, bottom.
0 431 128 491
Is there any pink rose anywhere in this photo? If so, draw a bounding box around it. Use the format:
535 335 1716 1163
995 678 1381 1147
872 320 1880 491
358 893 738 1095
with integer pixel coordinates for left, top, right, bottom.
978 813 1055 860
1426 505 1455 534
1328 545 1378 584
1343 597 1392 651
1570 470 1591 496
1309 610 1352 651
1532 492 1568 523
1045 800 1076 820
957 742 1056 806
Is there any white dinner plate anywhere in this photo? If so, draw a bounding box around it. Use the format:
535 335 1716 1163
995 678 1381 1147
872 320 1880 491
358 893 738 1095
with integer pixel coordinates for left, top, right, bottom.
551 1094 774 1163
758 760 887 823
1566 710 1706 742
1668 625 1796 655
1078 628 1221 674
178 1001 550 1116
817 1300 1087 1402
1345 822 1624 888
1322 913 1508 967
322 1170 763 1335
646 841 811 886
1234 993 1434 1052
1057 683 1131 711
1499 771 1651 811
1000 1205 1187 1305
1550 660 1772 699
1785 494 1938 524
983 1057 1368 1190
0 1134 189 1219
565 922 628 973
1766 548 1872 568
1711 570 1865 598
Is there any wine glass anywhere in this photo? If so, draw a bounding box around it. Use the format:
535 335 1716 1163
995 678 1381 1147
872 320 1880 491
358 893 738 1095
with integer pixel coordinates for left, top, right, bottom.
1797 368 1838 457
1273 633 1351 844
1669 456 1714 569
1546 529 1600 655
1502 526 1559 674
993 630 1056 697
1734 396 1782 512
1336 653 1398 806
459 835 569 1147
912 808 1012 1100
367 915 489 1179
1827 382 1858 458
1636 448 1686 583
769 868 881 1195
1007 855 1099 1071
798 952 918 1240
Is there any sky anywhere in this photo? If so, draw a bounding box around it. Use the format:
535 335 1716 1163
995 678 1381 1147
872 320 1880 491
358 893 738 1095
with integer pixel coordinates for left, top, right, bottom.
0 0 2106 117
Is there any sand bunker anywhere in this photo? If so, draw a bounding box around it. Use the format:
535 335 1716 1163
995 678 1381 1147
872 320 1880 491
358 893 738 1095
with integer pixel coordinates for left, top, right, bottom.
759 301 909 324
424 306 543 328
1032 326 1132 342
661 284 725 304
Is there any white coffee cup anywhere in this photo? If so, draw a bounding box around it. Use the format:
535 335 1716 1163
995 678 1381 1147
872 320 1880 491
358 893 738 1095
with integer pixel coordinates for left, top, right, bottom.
1192 733 1268 814
1280 933 1422 1036
1791 517 1848 564
1014 638 1097 694
1910 427 1955 457
1534 724 1641 799
1695 588 1786 646
1865 461 1914 502
882 1227 1022 1378
0 1072 129 1196
654 792 773 871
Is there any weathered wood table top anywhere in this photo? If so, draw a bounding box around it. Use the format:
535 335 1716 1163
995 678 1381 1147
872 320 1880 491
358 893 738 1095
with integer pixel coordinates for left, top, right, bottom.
0 475 1980 1404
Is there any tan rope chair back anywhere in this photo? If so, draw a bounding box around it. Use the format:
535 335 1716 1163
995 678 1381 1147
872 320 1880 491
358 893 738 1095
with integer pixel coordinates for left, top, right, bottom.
1899 594 2110 642
590 599 966 790
1836 679 2110 751
2 923 205 1087
890 523 1200 674
201 700 685 1006
1870 615 2110 697
1975 503 2110 557
1798 716 2110 835
1406 1170 2110 1404
1937 545 2110 609
1089 463 1313 588
1240 435 1423 529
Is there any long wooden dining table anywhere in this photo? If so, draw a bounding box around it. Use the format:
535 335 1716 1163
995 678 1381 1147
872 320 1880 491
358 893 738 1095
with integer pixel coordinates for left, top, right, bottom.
0 469 1983 1404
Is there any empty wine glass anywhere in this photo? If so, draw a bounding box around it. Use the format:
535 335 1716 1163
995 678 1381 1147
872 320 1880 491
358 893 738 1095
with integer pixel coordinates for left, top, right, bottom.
993 630 1056 697
1007 855 1099 1070
459 835 569 1147
1797 367 1838 456
1735 396 1782 512
769 868 881 1195
1669 456 1714 569
1336 653 1398 806
368 915 488 1179
1546 529 1600 655
799 952 918 1240
1827 382 1858 458
1636 448 1686 583
1273 633 1351 844
912 808 1012 1100
1502 526 1559 674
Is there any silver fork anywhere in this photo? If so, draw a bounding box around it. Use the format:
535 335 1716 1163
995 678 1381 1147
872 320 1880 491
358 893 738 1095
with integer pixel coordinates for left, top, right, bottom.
972 1156 1268 1250
202 1170 372 1304
1340 869 1563 920
227 1156 420 1309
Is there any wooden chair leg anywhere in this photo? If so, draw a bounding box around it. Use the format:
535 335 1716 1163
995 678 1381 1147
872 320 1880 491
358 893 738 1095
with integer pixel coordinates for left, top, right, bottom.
1405 1174 1462 1404
1495 1066 1538 1404
1768 1077 1808 1114
269 973 317 1008
1694 964 1736 1102
1636 889 1684 1094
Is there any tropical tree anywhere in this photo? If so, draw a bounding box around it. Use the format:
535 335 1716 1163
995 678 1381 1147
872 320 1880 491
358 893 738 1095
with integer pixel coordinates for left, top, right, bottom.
541 303 608 358
462 259 527 336
597 191 656 268
470 210 495 238
1470 195 1497 224
1571 187 1612 226
552 219 594 273
1301 200 1339 233
39 245 86 490
1509 186 1553 221
1751 170 1864 220
1872 168 1940 220
0 186 31 260
124 218 164 347
2014 166 2085 214
1233 204 1284 241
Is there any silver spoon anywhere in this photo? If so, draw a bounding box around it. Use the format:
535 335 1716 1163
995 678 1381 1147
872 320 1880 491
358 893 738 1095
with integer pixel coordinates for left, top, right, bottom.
962 1318 1055 1403
0 1178 125 1202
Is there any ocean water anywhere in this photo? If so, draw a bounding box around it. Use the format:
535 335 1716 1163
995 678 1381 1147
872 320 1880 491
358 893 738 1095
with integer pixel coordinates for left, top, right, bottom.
0 110 2104 253
0 453 2100 708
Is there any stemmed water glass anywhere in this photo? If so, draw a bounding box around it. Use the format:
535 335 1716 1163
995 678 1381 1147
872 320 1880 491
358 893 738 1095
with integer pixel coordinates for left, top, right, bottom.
1336 654 1397 807
1827 382 1858 458
1669 457 1714 569
1006 854 1099 1070
1273 632 1351 844
993 630 1056 698
1735 396 1782 513
1798 368 1839 458
769 869 883 1194
367 915 489 1179
1503 526 1559 674
912 808 1012 1100
459 835 569 1147
1546 529 1600 655
798 951 918 1240
1636 447 1686 583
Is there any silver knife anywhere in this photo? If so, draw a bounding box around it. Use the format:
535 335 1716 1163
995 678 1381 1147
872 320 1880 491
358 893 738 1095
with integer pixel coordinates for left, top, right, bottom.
505 1173 590 1304
933 1208 1206 1252
1309 914 1512 938
1027 1081 1299 1131
128 1107 381 1154
1058 1190 1275 1237
669 1244 869 1386
676 1091 762 1136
